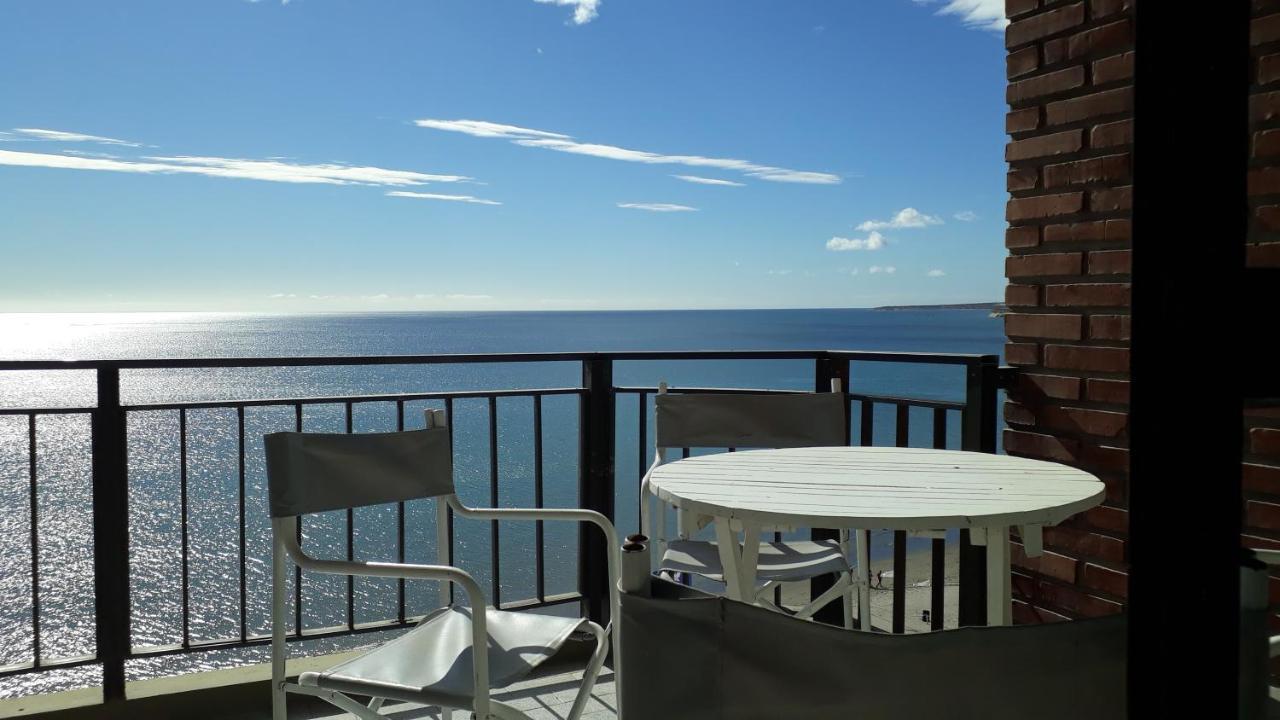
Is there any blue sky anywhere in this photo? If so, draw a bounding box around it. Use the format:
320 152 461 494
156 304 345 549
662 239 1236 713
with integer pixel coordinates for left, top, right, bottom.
0 0 1007 312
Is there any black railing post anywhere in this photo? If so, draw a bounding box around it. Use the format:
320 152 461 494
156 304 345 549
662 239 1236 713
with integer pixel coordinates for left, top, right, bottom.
958 354 1000 626
91 366 129 702
579 356 615 627
811 354 851 625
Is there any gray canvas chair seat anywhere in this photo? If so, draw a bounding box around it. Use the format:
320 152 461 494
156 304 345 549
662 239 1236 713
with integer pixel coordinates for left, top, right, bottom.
299 606 588 708
661 538 848 583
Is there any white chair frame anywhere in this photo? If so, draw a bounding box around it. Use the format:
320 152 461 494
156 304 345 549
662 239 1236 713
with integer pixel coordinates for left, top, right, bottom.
639 381 868 628
269 410 621 720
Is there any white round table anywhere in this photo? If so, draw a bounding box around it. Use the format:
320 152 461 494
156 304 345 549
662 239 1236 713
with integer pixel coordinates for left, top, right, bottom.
647 446 1105 625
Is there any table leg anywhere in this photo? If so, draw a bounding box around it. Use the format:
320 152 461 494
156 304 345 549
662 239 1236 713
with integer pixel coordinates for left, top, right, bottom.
714 518 745 601
985 525 1012 626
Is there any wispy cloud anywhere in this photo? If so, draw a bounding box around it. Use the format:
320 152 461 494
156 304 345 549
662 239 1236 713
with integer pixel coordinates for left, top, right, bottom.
533 0 601 25
7 127 144 147
387 190 501 205
927 269 947 277
415 117 841 185
0 148 472 187
954 210 978 221
914 0 1008 32
826 231 886 251
672 174 745 187
856 207 942 232
869 265 896 274
617 202 697 212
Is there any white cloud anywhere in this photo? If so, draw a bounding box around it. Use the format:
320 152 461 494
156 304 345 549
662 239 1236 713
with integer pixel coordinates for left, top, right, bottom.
916 0 1008 32
533 0 601 25
927 269 946 277
267 292 298 299
446 293 494 301
672 174 745 187
954 210 978 221
416 117 841 185
856 207 943 231
767 269 793 276
826 231 886 251
9 127 144 147
386 190 502 205
617 202 698 212
869 265 897 274
0 148 471 187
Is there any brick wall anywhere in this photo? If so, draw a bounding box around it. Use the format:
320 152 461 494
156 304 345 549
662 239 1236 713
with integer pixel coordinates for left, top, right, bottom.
1248 0 1280 626
1004 0 1280 625
1002 0 1133 623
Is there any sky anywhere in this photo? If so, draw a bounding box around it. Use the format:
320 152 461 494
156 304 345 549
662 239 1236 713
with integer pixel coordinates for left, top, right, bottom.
0 0 1008 312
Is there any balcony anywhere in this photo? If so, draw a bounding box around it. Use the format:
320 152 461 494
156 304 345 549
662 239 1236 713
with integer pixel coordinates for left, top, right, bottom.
0 349 1006 718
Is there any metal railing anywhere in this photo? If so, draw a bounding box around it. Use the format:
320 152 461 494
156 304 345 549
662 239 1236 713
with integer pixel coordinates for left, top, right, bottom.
0 349 1004 703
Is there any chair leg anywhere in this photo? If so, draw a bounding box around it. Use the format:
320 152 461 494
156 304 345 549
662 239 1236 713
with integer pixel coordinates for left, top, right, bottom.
566 621 610 720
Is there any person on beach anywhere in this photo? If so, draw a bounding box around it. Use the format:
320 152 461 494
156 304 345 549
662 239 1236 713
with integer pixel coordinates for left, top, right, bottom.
874 570 883 589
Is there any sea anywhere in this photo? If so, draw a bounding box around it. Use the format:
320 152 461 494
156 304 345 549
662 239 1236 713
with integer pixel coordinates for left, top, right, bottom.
0 308 1004 697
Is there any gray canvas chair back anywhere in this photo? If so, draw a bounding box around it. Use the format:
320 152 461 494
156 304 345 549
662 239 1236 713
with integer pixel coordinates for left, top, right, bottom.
264 427 453 517
654 391 846 449
619 579 1126 720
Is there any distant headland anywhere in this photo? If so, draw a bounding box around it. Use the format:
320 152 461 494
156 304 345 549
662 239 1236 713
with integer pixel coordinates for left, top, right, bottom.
872 302 1006 314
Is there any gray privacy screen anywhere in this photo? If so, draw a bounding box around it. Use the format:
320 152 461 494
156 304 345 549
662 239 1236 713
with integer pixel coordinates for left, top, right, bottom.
619 579 1125 720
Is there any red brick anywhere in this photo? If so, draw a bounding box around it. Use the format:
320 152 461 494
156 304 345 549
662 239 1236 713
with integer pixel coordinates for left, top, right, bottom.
1004 429 1080 463
1007 66 1086 104
1254 13 1280 45
1045 282 1131 307
1046 87 1133 126
1013 598 1071 624
1004 400 1037 426
1042 153 1130 187
1006 252 1084 277
1042 37 1068 66
1005 342 1040 365
1256 130 1280 159
1030 580 1124 617
1252 428 1280 456
1090 119 1132 148
1005 313 1084 340
1104 218 1131 240
1018 373 1081 400
1007 192 1086 221
1007 107 1041 134
1007 167 1039 191
1093 51 1134 84
1043 525 1125 562
1006 129 1083 160
1251 91 1280 124
1090 185 1132 212
1089 314 1131 340
1008 0 1038 18
1247 500 1280 530
1012 542 1079 583
1086 378 1130 404
1083 505 1128 534
1056 407 1129 437
1007 46 1039 79
1005 283 1040 307
1088 249 1132 275
1007 3 1085 48
1245 463 1280 495
1250 167 1280 196
1006 225 1040 249
1248 242 1280 268
1256 205 1280 231
1260 53 1280 85
1081 444 1130 473
1089 0 1132 20
1081 562 1128 598
1044 344 1129 372
1065 20 1131 61
1043 220 1102 244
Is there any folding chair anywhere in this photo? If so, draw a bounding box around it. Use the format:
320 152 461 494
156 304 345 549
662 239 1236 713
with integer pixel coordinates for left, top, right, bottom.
639 381 866 627
265 409 620 720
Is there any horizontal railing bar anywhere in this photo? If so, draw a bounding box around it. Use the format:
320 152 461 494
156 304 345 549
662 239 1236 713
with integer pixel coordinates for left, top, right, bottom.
125 592 583 659
122 387 585 412
0 349 993 372
0 407 94 415
0 654 98 678
849 393 964 411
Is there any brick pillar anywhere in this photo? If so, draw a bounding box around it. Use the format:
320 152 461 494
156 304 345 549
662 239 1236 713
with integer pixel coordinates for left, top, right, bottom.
1002 0 1134 623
